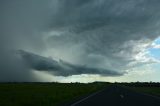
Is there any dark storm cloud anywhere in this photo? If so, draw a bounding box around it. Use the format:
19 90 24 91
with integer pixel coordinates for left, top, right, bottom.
0 0 52 81
0 50 36 82
50 0 160 33
19 50 123 76
1 0 160 81
47 0 160 71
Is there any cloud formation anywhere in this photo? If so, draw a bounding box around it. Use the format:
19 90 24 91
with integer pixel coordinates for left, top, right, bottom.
0 0 52 81
1 0 160 81
46 0 160 71
19 50 124 76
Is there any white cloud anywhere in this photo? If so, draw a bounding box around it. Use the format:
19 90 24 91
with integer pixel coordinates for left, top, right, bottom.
152 43 160 49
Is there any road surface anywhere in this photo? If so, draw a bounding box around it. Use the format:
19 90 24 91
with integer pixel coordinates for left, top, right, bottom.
69 86 160 106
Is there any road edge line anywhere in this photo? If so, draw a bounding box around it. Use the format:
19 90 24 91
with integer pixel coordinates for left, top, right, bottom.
70 87 107 106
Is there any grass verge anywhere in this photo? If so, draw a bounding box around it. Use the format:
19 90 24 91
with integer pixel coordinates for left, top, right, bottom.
0 83 107 106
131 87 160 97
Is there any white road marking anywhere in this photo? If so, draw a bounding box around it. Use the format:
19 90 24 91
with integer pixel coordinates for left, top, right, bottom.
70 88 106 106
120 94 124 98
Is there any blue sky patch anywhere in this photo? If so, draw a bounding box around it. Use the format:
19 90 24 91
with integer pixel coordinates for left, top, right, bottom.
154 37 160 44
148 37 160 59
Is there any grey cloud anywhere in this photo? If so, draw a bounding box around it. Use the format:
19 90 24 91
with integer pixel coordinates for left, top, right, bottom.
1 0 160 81
1 0 53 52
46 0 160 71
0 0 53 81
0 49 37 82
19 50 124 76
50 0 160 32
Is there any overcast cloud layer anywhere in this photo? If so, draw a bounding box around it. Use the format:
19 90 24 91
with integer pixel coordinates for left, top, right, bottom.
0 0 160 82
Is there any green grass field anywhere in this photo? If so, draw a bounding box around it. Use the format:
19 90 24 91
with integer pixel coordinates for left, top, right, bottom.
0 83 107 106
131 87 160 96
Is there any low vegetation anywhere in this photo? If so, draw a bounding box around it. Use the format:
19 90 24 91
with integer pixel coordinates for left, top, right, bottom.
0 82 107 106
119 82 160 97
0 82 159 106
131 87 160 96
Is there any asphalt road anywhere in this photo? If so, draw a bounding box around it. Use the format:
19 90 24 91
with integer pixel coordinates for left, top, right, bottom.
69 86 160 106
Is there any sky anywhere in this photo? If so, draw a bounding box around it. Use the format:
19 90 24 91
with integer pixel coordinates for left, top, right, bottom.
0 0 160 82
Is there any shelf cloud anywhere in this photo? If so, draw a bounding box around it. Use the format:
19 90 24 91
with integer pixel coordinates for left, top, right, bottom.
19 50 124 77
1 0 160 81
